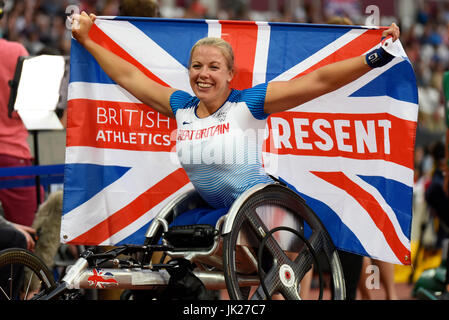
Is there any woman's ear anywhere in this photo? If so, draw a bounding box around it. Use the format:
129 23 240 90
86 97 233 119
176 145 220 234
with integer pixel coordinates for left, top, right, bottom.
228 69 235 82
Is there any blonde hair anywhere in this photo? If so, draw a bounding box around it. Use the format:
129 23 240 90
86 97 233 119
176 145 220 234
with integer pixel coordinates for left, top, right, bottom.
189 37 235 71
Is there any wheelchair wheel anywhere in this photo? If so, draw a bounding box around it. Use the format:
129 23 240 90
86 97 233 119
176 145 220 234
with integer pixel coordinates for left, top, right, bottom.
0 248 56 300
222 184 345 300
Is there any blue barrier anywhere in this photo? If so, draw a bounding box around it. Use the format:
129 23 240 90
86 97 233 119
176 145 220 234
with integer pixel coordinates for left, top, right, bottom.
0 164 65 189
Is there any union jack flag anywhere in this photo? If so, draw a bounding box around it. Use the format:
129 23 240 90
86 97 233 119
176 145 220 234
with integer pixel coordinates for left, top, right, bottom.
62 17 417 265
87 269 118 288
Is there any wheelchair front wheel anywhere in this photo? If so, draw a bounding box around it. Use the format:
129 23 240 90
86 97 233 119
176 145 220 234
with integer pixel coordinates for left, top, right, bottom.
0 248 56 300
222 184 345 300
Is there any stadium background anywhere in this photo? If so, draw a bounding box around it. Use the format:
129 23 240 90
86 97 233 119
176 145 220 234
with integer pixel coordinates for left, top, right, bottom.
1 0 448 298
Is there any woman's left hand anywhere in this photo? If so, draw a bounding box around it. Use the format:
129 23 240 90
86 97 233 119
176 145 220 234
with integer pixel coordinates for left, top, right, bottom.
12 223 36 251
382 22 400 42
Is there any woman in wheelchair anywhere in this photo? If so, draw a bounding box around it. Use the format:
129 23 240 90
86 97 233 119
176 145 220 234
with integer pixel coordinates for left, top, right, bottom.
69 13 400 300
71 12 399 227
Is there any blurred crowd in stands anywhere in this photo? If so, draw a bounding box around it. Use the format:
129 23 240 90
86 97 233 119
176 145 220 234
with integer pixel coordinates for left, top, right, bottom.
0 0 448 229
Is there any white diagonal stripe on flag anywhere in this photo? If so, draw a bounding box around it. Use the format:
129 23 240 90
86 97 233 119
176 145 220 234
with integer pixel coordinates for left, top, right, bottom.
68 82 141 103
271 28 367 82
344 172 410 249
96 19 192 93
264 155 414 187
252 21 271 86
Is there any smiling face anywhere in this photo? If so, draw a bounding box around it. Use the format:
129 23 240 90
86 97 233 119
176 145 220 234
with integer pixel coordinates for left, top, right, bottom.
188 45 234 109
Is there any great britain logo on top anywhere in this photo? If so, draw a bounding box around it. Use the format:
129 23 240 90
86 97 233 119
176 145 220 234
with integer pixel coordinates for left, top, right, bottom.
63 17 418 265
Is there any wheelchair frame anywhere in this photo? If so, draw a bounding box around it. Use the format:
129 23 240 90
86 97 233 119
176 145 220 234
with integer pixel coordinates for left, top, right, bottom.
0 182 346 300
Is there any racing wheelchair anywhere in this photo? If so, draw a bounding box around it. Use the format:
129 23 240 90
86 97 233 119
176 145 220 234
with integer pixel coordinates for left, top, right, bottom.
0 182 346 300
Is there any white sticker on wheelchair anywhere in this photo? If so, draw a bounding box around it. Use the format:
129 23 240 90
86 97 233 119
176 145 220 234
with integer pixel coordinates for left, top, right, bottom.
279 264 295 288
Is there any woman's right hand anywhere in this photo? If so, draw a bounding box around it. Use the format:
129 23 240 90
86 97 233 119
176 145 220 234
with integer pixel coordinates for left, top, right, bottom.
71 11 97 45
68 11 175 118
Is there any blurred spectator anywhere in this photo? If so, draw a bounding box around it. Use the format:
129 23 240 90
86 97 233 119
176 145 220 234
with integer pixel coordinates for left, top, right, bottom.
119 0 159 17
326 15 353 25
0 0 43 227
403 1 449 141
79 0 97 14
0 212 36 252
425 140 449 246
183 0 208 19
219 0 250 20
0 212 35 301
323 0 361 24
102 0 120 16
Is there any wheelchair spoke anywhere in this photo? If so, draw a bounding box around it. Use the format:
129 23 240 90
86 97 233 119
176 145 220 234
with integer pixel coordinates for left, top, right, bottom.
24 272 34 300
264 238 290 266
246 209 315 299
291 249 314 284
244 207 268 236
293 230 323 264
222 184 346 300
0 284 9 300
279 284 302 300
250 267 279 300
291 230 324 276
249 287 266 300
10 264 13 299
244 209 291 265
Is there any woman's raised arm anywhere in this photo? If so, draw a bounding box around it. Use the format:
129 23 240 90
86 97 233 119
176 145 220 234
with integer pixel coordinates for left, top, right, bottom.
264 23 400 115
71 12 176 118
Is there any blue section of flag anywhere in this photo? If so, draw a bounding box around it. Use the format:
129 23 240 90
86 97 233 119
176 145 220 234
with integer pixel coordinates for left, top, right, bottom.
127 19 209 68
69 39 115 84
358 175 413 237
266 24 351 82
116 221 151 245
350 60 418 104
278 176 368 256
63 163 131 214
299 192 369 256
